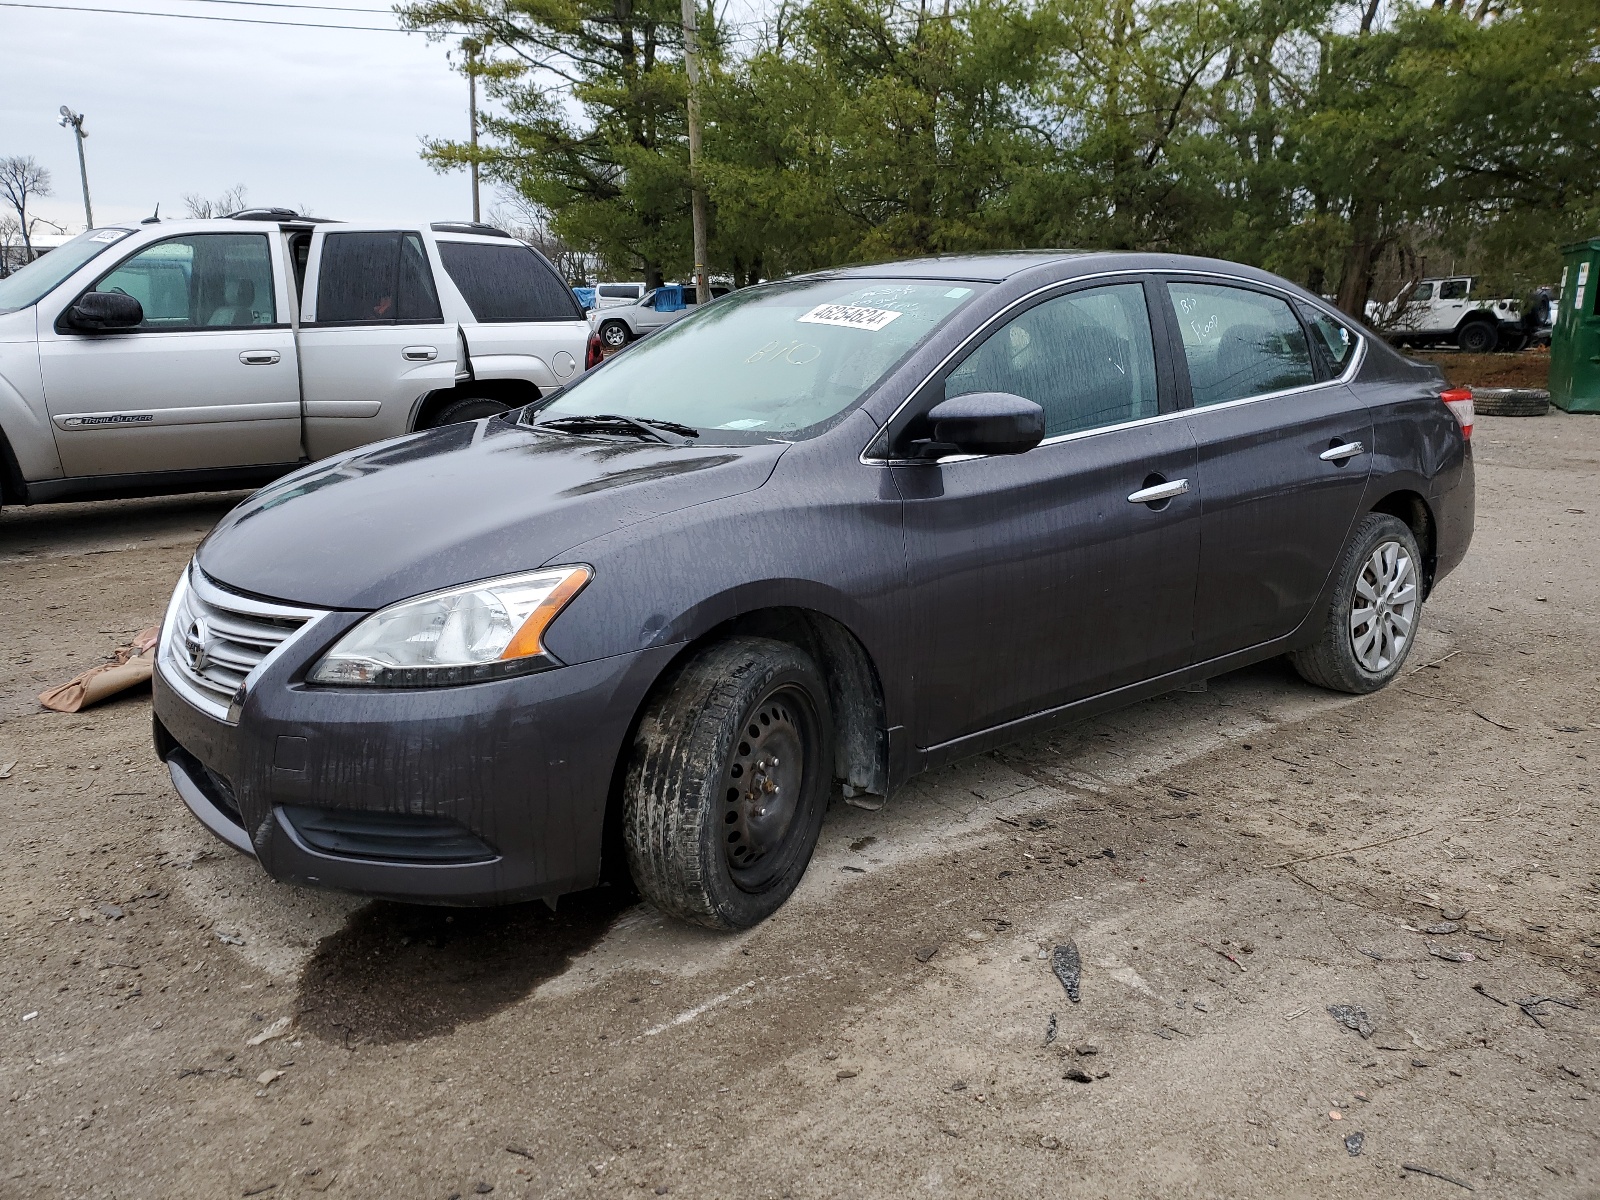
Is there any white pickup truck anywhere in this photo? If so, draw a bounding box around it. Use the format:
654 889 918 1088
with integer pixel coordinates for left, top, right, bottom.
0 211 595 507
1365 276 1540 353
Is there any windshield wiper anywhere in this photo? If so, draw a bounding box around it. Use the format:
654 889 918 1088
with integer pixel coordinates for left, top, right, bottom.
534 413 699 444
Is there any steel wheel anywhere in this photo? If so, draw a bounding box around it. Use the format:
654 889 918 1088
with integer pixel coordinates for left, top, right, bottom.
720 686 815 892
1348 539 1417 672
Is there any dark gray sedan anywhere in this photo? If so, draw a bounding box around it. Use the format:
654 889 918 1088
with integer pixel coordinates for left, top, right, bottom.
153 252 1474 927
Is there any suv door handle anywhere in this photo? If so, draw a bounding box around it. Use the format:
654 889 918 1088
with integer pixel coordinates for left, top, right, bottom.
239 350 281 365
1127 478 1189 504
403 345 438 361
1320 441 1365 462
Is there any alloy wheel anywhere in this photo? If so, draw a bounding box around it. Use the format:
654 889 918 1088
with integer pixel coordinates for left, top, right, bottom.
1348 539 1417 672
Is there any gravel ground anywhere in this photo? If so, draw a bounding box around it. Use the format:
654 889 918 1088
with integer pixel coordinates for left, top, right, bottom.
2 411 1597 1199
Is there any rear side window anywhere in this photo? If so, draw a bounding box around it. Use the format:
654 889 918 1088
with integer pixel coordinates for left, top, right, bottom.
315 232 442 324
1168 282 1314 406
436 242 581 321
598 283 641 300
1439 279 1470 301
947 282 1160 438
1299 304 1357 377
88 233 275 330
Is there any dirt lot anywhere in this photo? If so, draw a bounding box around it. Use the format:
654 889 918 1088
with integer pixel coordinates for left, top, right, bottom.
1414 350 1551 391
2 412 1597 1199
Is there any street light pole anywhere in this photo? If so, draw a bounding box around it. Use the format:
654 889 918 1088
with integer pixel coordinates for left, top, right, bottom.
680 0 710 305
58 107 93 228
465 41 481 224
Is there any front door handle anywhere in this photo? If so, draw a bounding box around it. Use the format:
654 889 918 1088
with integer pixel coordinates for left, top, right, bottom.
239 350 280 365
1127 478 1189 504
1320 441 1365 462
403 345 439 361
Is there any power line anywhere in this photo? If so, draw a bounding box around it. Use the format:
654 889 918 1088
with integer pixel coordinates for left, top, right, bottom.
0 1 435 29
159 0 403 12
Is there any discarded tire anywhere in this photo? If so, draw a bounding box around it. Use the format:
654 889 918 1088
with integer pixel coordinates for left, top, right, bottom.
1472 387 1549 417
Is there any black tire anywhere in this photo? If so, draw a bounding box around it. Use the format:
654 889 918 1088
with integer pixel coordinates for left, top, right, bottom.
422 395 512 428
598 320 631 349
1472 387 1550 417
1290 514 1424 695
623 637 834 929
1456 321 1498 354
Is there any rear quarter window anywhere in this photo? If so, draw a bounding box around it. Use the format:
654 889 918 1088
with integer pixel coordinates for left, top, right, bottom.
437 242 582 322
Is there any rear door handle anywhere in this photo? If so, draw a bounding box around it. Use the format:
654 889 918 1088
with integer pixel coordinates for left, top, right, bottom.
239 350 280 365
1320 441 1365 462
1127 478 1189 504
403 345 438 361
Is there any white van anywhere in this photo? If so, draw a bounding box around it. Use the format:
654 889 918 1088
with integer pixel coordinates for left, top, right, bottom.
0 211 595 506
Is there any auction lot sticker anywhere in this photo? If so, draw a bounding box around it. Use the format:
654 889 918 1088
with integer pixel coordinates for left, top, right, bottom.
798 303 904 331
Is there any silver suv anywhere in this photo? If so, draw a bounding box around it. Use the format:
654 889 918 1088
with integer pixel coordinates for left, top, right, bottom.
0 211 593 507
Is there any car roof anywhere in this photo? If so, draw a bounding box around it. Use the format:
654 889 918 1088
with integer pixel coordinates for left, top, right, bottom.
812 250 1325 289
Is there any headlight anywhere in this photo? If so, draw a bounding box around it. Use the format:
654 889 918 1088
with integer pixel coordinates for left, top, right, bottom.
308 566 591 687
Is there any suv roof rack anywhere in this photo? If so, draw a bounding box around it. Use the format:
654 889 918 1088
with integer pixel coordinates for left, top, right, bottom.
226 208 337 224
431 221 512 238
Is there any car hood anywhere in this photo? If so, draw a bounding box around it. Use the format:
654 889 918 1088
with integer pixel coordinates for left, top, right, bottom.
196 418 790 610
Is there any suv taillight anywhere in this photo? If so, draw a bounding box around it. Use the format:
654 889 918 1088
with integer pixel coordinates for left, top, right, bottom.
1441 387 1473 440
584 331 605 371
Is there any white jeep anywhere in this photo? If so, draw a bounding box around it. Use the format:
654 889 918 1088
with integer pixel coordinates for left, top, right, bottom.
0 210 594 507
1365 276 1536 353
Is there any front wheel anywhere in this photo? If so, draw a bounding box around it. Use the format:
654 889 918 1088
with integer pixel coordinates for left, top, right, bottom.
422 395 511 428
623 637 834 929
1290 514 1423 695
598 320 631 350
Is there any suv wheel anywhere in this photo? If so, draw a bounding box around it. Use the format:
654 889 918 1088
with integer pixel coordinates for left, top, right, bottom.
1290 513 1423 695
1456 320 1498 354
423 396 511 428
599 320 631 349
623 637 834 929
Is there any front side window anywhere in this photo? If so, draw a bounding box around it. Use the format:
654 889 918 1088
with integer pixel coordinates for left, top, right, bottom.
87 234 275 330
1168 282 1314 406
1439 279 1470 301
315 232 442 324
437 241 580 322
1408 281 1434 303
533 277 987 442
946 282 1159 438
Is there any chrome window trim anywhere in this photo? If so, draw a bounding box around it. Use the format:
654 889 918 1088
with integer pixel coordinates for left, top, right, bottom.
861 266 1366 466
157 564 330 724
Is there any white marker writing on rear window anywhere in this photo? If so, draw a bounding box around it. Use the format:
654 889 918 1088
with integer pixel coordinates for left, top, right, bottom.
798 304 903 332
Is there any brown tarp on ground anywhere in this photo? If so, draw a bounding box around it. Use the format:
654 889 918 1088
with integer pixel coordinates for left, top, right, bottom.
39 626 160 713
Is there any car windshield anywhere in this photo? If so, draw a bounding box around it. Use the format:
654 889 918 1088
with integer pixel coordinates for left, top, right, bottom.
531 276 988 441
0 228 133 314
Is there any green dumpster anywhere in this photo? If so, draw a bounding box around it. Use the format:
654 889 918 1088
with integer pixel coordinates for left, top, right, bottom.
1551 238 1600 413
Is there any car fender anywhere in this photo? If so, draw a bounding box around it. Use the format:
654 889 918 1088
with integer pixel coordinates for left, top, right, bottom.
0 312 64 484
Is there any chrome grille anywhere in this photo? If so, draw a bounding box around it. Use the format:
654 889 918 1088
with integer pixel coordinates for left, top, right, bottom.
159 567 325 722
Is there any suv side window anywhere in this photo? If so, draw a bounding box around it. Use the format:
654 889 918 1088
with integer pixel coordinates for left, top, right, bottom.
88 234 275 330
945 282 1159 439
436 242 582 321
1167 281 1314 406
1439 279 1470 301
1409 281 1435 302
316 232 443 324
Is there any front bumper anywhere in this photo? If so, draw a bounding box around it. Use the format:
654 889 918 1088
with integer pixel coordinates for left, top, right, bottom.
153 632 679 905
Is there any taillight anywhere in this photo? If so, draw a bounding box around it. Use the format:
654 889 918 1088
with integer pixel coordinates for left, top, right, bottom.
584 331 605 371
1441 387 1473 440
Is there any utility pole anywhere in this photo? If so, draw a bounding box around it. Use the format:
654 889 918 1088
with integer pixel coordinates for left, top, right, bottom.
680 0 710 304
58 107 93 228
466 42 481 223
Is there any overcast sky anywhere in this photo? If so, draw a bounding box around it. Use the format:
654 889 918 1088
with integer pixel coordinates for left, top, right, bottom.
3 3 483 235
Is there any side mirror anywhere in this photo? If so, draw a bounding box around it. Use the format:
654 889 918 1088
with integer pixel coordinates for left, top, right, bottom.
911 391 1045 459
65 291 144 332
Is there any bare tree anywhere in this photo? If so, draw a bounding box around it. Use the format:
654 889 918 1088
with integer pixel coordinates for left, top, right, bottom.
488 190 594 283
0 156 54 263
0 213 21 277
182 184 249 219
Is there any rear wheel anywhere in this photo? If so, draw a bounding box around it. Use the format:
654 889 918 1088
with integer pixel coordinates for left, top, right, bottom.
1290 514 1423 695
598 320 631 350
1456 320 1498 354
422 395 511 428
623 637 834 929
